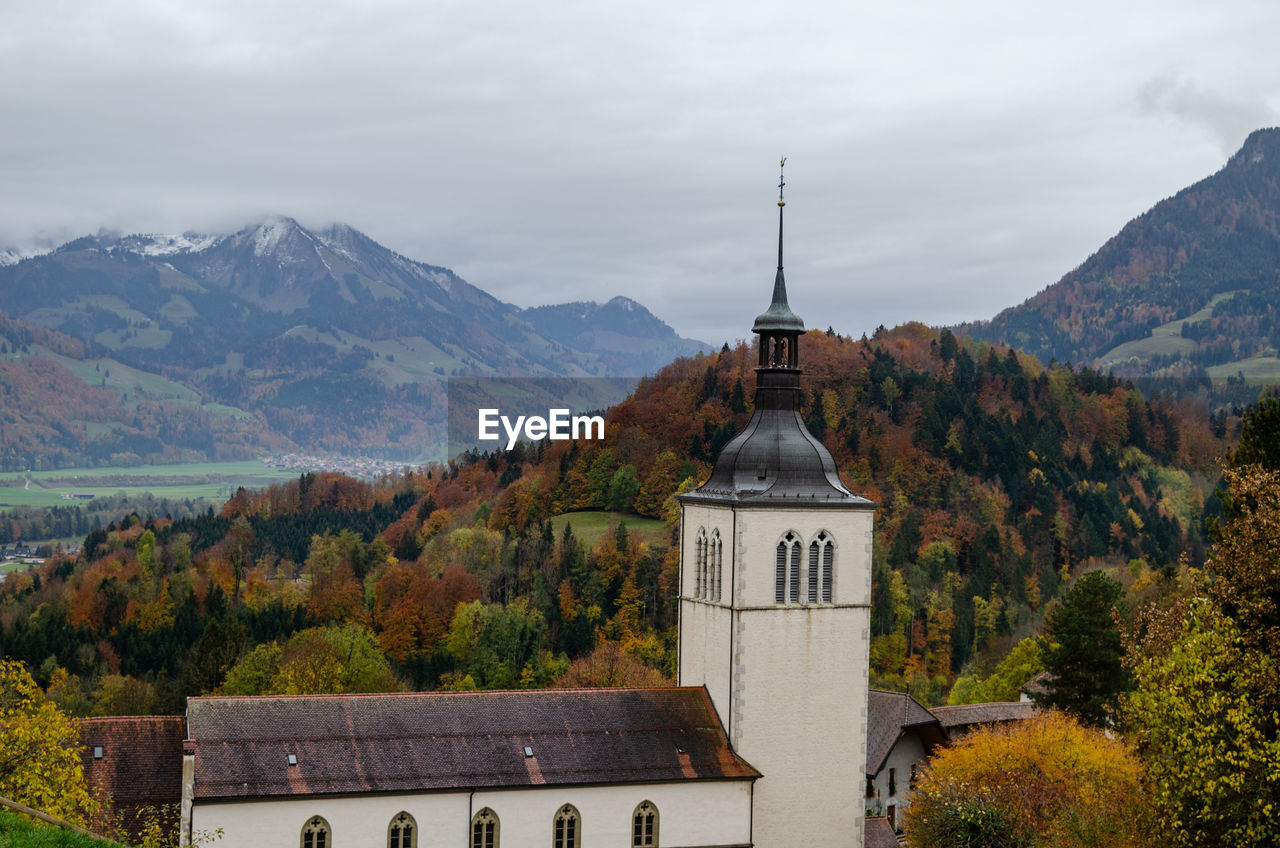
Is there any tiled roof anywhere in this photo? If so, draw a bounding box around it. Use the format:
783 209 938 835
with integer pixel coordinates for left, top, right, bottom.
1020 670 1054 697
929 701 1037 730
864 816 900 848
78 716 185 842
865 689 943 777
188 687 758 800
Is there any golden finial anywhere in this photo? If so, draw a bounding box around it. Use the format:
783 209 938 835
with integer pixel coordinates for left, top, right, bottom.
778 156 787 207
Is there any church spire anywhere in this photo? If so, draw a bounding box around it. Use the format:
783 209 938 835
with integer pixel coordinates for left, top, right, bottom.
679 158 862 505
753 157 805 335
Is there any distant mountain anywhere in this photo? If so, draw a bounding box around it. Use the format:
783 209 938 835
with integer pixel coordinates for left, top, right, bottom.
958 128 1280 381
521 297 705 375
0 218 708 468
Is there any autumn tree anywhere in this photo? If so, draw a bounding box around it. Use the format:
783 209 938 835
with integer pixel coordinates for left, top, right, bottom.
948 635 1043 705
1124 599 1280 846
443 599 564 690
1123 464 1280 845
1035 570 1129 726
554 641 670 688
0 659 97 825
905 712 1150 848
220 624 401 695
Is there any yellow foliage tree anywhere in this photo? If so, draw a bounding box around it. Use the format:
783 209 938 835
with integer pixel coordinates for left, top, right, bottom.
0 659 97 825
905 711 1150 848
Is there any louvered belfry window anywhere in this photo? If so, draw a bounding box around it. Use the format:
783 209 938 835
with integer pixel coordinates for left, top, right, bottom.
820 532 834 602
809 531 834 602
710 529 722 602
695 527 707 598
776 532 801 603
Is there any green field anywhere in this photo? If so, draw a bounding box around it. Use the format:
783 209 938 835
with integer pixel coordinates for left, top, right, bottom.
0 461 300 510
1207 355 1280 384
1099 291 1239 365
550 510 672 550
1097 290 1280 384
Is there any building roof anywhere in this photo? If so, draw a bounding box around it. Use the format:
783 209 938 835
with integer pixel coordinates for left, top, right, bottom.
187 686 759 801
865 689 945 777
1020 670 1054 698
864 816 900 848
929 701 1037 730
78 716 185 841
680 186 873 509
752 267 805 334
682 404 875 506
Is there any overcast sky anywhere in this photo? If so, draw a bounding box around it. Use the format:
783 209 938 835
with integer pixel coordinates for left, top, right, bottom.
2 0 1278 346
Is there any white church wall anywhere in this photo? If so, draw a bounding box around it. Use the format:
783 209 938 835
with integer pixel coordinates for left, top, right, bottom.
679 502 875 848
679 503 735 721
190 779 752 848
729 504 873 848
733 601 871 848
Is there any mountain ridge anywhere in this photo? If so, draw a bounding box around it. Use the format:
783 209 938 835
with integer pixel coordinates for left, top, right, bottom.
957 128 1280 380
0 218 709 468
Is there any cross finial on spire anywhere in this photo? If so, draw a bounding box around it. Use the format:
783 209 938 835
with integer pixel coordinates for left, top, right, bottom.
753 157 804 335
777 156 786 271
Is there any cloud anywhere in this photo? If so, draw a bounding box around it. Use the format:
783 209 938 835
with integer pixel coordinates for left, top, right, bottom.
1138 76 1275 154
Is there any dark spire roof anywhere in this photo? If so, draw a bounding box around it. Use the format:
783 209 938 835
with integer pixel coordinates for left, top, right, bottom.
682 164 872 508
753 160 805 334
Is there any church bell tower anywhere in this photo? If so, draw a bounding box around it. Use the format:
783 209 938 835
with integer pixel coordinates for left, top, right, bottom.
677 162 876 848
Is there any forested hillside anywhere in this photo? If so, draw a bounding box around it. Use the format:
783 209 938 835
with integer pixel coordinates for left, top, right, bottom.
0 325 1228 710
960 127 1280 380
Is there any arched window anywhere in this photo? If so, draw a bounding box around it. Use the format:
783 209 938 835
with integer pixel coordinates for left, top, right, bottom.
808 539 820 602
552 804 580 848
694 527 707 598
388 812 415 848
471 808 499 848
301 816 330 848
807 532 835 603
820 532 834 602
710 529 722 602
632 801 658 847
775 532 801 603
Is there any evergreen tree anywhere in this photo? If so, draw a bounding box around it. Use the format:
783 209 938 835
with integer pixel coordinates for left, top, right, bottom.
1034 570 1129 726
1231 395 1280 471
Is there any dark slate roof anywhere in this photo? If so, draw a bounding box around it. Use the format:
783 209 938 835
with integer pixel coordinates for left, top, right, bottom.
864 816 900 848
865 690 945 777
681 404 876 506
752 267 805 333
78 716 185 842
188 687 758 800
929 701 1037 730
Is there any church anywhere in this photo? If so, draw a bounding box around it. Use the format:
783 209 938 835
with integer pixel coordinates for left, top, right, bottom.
171 175 877 848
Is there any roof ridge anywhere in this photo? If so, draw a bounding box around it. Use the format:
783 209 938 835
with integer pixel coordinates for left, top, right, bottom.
189 685 697 704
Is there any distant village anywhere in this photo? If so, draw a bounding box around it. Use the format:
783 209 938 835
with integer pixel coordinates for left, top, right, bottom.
260 453 412 478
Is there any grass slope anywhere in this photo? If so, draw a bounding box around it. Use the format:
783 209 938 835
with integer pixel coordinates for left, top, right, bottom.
1097 290 1280 382
1098 290 1239 365
0 811 119 848
550 510 671 550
